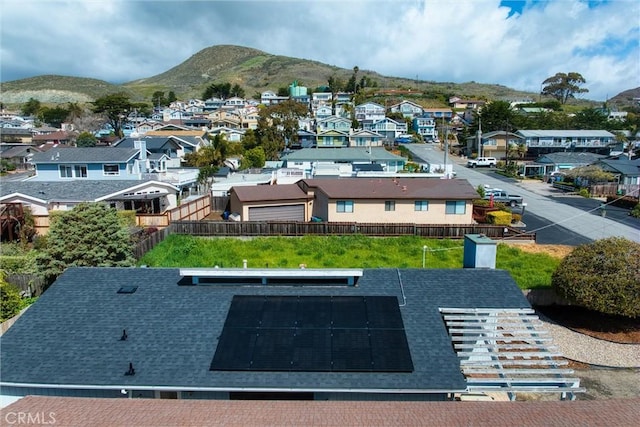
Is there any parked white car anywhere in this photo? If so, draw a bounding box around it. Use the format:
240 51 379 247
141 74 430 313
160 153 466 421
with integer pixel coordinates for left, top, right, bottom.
467 157 497 168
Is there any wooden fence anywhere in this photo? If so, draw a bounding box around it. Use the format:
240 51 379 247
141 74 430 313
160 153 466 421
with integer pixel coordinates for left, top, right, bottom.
133 226 173 260
7 274 45 297
590 183 639 199
170 220 536 240
211 196 230 213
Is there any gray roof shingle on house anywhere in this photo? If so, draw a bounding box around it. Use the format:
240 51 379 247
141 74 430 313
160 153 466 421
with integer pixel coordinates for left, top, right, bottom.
232 184 312 202
518 130 615 138
31 147 139 164
282 147 403 162
597 158 640 176
0 267 529 393
0 180 160 202
301 178 479 200
535 152 606 165
114 136 181 151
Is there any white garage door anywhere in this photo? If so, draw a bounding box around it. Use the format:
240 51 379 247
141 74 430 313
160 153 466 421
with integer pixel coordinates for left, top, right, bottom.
248 204 305 221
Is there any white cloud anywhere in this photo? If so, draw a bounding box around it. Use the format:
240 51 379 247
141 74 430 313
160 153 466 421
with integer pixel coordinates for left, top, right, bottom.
1 0 638 101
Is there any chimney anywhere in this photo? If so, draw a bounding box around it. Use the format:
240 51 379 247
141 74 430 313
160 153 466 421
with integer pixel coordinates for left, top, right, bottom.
133 137 147 161
463 234 497 269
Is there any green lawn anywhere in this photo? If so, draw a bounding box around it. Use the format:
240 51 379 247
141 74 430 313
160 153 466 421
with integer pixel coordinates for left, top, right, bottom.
139 235 560 289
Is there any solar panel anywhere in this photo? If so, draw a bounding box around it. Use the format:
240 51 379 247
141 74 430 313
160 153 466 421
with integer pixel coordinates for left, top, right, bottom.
210 295 413 373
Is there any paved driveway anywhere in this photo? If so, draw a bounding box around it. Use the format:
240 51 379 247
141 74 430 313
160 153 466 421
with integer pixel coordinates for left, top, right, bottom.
405 144 640 244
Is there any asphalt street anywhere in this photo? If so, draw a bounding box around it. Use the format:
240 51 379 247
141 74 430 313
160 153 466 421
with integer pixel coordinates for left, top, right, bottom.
404 143 640 245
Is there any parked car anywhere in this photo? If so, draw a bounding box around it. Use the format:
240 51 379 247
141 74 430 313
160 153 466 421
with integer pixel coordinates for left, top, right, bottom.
467 157 497 168
483 189 523 207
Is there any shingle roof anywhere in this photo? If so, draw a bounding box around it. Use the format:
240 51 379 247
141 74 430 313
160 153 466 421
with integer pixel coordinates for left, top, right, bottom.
232 184 311 202
536 152 606 165
517 130 615 138
282 147 404 162
6 396 640 427
0 267 529 393
597 158 640 176
302 178 479 200
114 136 180 151
31 147 139 164
0 180 169 202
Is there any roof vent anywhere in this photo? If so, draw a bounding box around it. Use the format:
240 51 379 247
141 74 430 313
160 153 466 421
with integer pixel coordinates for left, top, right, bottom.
120 329 128 341
117 286 138 294
125 362 135 376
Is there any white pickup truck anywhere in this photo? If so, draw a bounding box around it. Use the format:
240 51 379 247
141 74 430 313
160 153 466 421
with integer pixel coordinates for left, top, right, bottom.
467 157 497 168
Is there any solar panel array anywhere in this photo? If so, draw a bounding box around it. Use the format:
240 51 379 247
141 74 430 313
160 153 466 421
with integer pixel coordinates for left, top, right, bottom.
211 295 413 372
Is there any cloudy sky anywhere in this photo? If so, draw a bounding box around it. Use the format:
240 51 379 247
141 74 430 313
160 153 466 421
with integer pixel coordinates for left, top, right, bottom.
1 0 638 101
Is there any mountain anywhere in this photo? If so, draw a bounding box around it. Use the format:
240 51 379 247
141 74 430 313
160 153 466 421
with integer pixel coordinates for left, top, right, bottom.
0 45 608 107
608 87 640 109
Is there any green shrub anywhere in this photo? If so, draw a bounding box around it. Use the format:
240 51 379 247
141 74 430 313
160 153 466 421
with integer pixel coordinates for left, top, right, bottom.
552 237 640 318
1 272 23 322
630 204 640 218
511 213 522 223
578 188 590 198
476 185 486 198
486 210 512 225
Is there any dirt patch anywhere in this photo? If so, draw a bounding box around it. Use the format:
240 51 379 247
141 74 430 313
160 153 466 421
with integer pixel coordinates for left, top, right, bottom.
508 243 575 259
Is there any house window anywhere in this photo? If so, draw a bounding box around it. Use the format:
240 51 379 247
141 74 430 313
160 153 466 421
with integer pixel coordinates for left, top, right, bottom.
59 165 87 178
336 200 354 213
59 165 73 178
103 164 119 176
74 165 87 178
446 201 466 215
385 201 395 211
414 201 429 211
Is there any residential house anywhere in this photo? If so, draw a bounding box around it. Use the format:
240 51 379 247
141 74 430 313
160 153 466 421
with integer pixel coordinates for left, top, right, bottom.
0 128 34 144
182 118 212 129
229 184 313 221
261 91 288 105
292 130 317 149
222 97 247 110
281 147 406 176
355 102 386 125
311 92 333 113
204 97 225 112
316 117 352 133
316 130 350 148
520 151 607 178
364 117 408 142
0 143 40 170
0 180 179 234
0 262 580 402
300 178 478 224
30 146 144 181
596 157 640 185
134 120 164 135
314 105 333 120
421 108 454 120
448 97 486 110
32 130 76 145
516 130 616 156
113 136 185 168
209 126 245 143
388 100 424 119
349 130 384 148
412 117 437 142
465 131 524 159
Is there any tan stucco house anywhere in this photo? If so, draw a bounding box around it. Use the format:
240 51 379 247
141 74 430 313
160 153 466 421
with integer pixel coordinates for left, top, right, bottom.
229 178 479 224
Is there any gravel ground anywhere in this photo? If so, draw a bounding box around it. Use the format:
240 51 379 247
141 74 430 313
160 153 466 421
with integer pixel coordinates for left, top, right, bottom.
538 314 640 368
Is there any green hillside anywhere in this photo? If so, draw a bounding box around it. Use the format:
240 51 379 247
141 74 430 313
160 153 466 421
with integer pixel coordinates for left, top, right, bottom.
0 44 608 108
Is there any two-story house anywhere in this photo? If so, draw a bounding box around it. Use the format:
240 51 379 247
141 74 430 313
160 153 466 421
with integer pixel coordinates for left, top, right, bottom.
388 100 424 119
516 130 616 156
364 118 408 142
355 102 386 126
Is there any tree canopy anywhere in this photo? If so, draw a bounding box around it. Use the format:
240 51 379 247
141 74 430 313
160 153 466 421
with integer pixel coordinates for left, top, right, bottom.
37 203 135 285
552 237 640 318
541 72 589 104
92 93 135 138
75 131 98 147
256 100 309 159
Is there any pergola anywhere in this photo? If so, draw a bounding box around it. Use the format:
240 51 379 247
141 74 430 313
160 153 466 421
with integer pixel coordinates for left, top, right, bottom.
440 307 585 401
